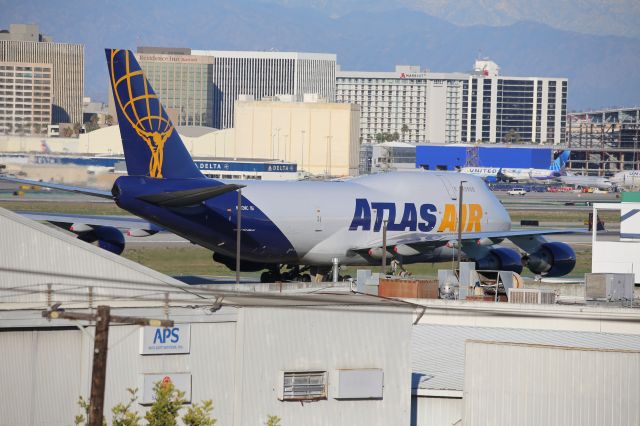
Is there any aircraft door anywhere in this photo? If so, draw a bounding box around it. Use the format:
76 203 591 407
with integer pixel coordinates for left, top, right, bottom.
314 207 323 232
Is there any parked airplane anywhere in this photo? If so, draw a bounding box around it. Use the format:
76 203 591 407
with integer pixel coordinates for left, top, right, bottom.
0 49 579 281
558 173 613 190
610 170 640 189
460 151 570 183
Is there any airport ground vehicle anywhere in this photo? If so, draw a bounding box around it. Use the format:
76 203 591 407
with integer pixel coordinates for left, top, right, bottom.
507 188 527 196
0 49 580 281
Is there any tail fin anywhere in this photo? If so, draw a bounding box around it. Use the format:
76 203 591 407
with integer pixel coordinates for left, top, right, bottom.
105 49 203 179
550 150 571 172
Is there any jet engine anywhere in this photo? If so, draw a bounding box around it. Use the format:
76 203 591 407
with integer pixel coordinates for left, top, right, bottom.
474 247 523 274
524 242 576 277
75 225 126 255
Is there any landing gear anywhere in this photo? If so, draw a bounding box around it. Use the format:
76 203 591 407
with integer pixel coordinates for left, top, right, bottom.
259 265 314 283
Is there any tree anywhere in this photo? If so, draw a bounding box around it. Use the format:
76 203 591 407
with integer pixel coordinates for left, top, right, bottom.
145 381 185 426
61 126 74 137
266 415 281 426
400 123 409 139
183 400 216 426
74 381 216 426
391 132 399 142
105 114 114 126
374 133 384 143
72 122 82 136
503 128 522 144
85 114 100 133
111 388 142 426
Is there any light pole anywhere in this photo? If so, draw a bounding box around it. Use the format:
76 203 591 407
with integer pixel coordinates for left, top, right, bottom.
236 188 242 289
382 219 388 275
276 128 281 159
457 180 467 274
300 130 306 173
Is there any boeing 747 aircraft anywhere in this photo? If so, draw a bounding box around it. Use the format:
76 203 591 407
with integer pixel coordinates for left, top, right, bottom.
0 49 579 282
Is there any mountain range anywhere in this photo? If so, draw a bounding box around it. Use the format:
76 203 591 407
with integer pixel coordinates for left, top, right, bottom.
1 0 638 111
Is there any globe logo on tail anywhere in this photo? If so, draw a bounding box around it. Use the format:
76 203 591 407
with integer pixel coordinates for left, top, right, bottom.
109 49 173 178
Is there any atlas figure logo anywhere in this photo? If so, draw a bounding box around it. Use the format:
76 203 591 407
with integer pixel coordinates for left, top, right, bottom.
349 199 484 233
109 49 173 178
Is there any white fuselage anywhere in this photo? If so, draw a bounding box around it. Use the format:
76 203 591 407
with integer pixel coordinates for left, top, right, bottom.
237 171 511 264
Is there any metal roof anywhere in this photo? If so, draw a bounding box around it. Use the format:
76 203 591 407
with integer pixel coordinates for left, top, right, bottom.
412 324 640 392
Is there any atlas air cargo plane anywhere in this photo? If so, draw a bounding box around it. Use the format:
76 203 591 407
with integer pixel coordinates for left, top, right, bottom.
0 49 579 282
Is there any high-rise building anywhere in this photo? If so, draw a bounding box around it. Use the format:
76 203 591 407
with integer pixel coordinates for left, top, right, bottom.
336 66 429 144
0 23 83 125
0 62 52 134
461 71 567 144
337 60 568 145
192 50 336 129
135 47 214 127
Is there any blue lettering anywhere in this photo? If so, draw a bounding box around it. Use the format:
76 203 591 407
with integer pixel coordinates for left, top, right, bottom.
388 203 417 231
371 202 396 232
163 328 172 342
153 328 164 344
349 198 371 230
418 204 437 232
349 200 440 233
170 328 180 343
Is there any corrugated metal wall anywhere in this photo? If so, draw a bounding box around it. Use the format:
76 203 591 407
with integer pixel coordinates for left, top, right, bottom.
463 341 640 426
235 305 413 426
0 329 83 426
0 305 413 426
412 396 462 426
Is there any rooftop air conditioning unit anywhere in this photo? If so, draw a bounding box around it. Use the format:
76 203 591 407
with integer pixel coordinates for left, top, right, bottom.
508 288 556 304
585 273 634 301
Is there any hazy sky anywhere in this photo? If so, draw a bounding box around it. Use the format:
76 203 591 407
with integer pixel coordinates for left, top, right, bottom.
1 0 638 109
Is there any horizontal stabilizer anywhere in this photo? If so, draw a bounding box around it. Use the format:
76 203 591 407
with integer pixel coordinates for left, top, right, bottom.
137 184 245 207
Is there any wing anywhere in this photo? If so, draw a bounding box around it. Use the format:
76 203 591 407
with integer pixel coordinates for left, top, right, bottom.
353 228 587 252
0 176 113 199
18 212 163 233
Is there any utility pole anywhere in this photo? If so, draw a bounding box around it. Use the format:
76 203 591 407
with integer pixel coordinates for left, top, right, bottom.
457 180 467 275
42 305 173 426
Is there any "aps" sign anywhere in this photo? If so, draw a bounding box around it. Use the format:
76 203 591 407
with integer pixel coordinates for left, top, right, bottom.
139 324 191 355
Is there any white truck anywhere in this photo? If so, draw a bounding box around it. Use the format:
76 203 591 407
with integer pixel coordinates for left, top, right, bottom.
507 188 527 196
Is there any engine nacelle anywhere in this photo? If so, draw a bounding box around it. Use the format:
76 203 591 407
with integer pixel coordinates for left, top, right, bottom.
76 225 125 255
474 247 523 274
525 242 576 277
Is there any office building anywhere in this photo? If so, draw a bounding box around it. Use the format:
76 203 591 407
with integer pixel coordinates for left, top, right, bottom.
193 50 336 129
135 47 214 127
0 23 83 125
0 62 52 134
461 61 567 144
337 60 568 145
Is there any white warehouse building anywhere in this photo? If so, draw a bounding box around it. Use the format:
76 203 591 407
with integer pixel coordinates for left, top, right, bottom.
0 207 413 425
